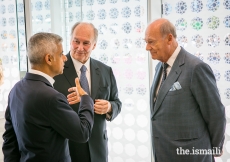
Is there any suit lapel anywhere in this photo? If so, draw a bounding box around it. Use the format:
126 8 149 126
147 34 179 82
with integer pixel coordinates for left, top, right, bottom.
153 48 185 115
150 63 162 116
90 58 100 99
63 52 78 87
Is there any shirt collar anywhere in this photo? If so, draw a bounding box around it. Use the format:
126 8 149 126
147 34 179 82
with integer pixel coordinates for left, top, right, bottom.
29 69 55 86
70 54 90 72
167 45 181 67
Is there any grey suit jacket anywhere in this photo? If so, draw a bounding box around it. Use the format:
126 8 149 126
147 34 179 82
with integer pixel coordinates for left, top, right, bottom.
150 47 226 162
54 53 122 162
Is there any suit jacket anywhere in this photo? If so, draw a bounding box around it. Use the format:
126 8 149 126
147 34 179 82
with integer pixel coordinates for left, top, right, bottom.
53 53 122 162
2 73 94 162
150 47 226 162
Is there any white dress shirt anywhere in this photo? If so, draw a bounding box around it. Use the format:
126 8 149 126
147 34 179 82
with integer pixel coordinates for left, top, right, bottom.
155 46 181 99
29 69 55 87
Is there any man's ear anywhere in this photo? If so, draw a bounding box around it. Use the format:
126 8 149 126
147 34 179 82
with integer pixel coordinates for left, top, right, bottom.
167 34 173 44
44 54 52 65
92 42 97 50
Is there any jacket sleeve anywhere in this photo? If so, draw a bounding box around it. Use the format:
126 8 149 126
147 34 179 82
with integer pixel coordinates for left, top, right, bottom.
49 94 94 143
191 62 226 152
2 105 21 162
106 67 122 121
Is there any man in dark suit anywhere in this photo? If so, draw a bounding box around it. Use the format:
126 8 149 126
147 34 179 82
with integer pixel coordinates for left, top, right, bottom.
2 32 94 162
54 22 122 162
145 18 226 162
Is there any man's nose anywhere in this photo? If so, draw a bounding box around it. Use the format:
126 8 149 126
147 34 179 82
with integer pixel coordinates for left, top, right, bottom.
77 43 84 51
63 55 67 62
145 43 151 51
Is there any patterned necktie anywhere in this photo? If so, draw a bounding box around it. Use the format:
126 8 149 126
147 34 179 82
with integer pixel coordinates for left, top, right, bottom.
80 65 90 95
160 62 169 86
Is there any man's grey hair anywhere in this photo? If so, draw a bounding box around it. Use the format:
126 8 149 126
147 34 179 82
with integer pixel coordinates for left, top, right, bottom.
70 22 98 42
27 32 62 65
160 20 177 38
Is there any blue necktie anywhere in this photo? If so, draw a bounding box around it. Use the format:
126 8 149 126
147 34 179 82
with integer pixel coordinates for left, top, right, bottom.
80 65 90 95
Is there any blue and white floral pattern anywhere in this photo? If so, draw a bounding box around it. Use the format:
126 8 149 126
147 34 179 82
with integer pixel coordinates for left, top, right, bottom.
45 0 50 10
110 0 118 3
86 0 94 6
123 39 132 49
109 8 119 19
207 52 220 64
8 17 15 26
1 30 7 39
224 53 230 64
98 53 108 64
97 9 106 19
193 52 204 60
213 69 221 81
191 34 203 48
175 18 187 31
223 0 230 10
190 0 203 13
207 34 220 47
110 38 120 49
207 16 219 29
99 39 108 49
136 84 146 95
17 3 24 12
18 16 25 26
206 0 220 12
224 70 230 81
8 4 14 13
224 88 230 99
97 0 106 5
163 2 172 15
177 35 188 47
109 23 119 34
134 5 144 17
0 18 6 27
98 24 107 34
121 6 131 18
0 5 6 14
86 10 95 20
223 15 230 28
134 21 145 33
35 1 43 11
122 22 132 34
175 1 187 14
225 33 230 46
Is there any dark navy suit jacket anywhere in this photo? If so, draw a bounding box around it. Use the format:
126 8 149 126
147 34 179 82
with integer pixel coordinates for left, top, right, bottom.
54 53 122 162
2 73 94 162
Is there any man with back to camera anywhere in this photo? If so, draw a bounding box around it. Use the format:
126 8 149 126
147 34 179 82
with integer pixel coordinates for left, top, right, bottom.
2 32 94 162
145 18 226 162
54 22 122 162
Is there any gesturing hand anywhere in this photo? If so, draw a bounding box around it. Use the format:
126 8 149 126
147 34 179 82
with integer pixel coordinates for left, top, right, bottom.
67 78 87 105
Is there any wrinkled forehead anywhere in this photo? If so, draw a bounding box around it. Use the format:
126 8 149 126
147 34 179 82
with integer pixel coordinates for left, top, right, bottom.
72 24 95 39
145 25 160 40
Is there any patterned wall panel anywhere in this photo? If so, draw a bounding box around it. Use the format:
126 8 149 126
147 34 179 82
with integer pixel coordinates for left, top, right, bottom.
162 0 230 161
31 0 51 34
64 0 151 161
0 0 24 112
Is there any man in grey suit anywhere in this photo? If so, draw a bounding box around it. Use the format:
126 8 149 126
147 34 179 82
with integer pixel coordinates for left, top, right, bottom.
54 22 122 162
145 18 226 162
